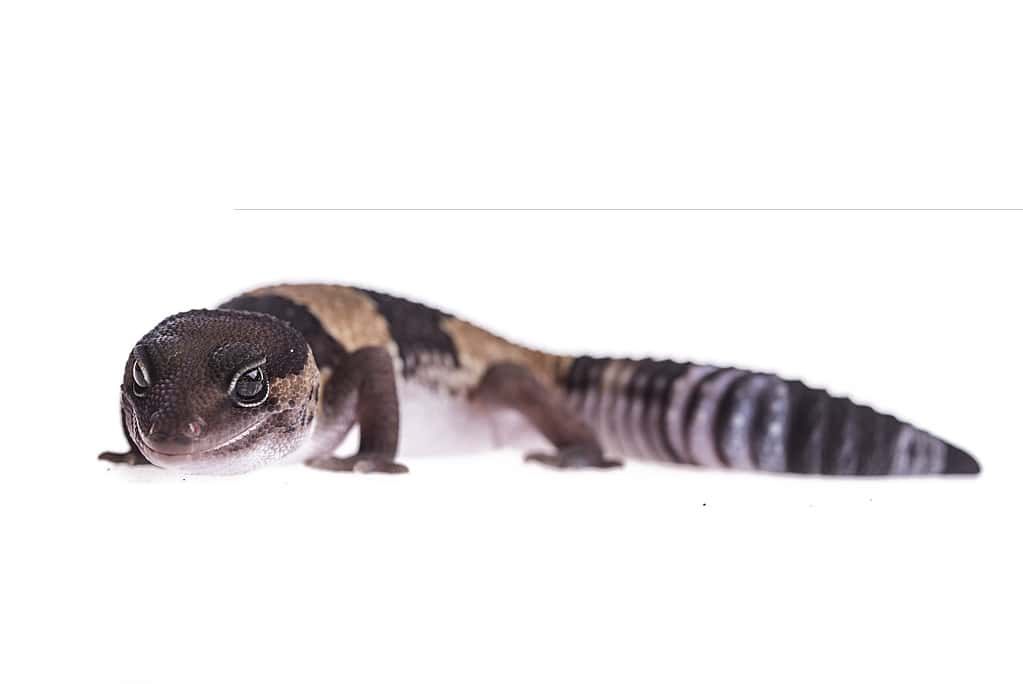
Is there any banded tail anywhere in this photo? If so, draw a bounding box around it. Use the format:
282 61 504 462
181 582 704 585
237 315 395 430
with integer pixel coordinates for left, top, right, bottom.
560 356 979 476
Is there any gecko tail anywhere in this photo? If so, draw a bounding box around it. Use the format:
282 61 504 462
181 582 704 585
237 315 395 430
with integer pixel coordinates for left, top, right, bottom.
942 443 982 475
559 357 979 476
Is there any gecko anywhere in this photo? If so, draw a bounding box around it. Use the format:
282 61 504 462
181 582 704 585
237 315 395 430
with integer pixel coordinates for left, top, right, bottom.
99 283 980 476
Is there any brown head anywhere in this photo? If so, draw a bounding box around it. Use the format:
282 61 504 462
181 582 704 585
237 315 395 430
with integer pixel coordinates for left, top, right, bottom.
119 309 319 474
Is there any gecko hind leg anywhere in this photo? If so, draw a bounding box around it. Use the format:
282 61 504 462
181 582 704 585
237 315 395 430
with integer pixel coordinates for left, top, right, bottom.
471 362 621 469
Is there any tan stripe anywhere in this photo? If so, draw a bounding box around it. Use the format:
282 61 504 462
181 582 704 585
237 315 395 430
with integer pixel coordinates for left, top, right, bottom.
929 437 948 474
665 366 716 464
891 426 914 474
642 373 672 461
598 360 632 459
913 433 946 475
588 361 618 454
553 354 576 383
613 363 648 461
267 350 319 395
720 375 768 471
246 284 393 352
626 367 658 461
689 369 745 469
440 317 567 387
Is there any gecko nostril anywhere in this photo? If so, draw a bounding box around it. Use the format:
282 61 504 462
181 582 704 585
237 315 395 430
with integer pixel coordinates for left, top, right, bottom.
184 417 206 440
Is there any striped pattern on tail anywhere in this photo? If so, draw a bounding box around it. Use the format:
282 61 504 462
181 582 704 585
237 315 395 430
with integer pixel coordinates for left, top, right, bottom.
560 357 979 476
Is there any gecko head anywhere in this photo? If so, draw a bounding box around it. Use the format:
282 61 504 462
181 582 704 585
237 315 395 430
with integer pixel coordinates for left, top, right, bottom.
118 309 319 475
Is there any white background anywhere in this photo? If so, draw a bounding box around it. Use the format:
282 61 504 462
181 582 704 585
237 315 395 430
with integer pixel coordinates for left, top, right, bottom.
2 2 1022 683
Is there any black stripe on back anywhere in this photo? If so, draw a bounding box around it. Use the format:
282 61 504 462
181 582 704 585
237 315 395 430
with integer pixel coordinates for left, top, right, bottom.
781 381 821 474
622 358 662 459
839 404 873 475
710 370 755 468
354 288 460 376
565 356 603 393
861 411 899 476
745 373 779 470
220 294 345 369
680 367 728 465
564 356 610 416
817 396 851 475
654 361 692 463
625 358 659 401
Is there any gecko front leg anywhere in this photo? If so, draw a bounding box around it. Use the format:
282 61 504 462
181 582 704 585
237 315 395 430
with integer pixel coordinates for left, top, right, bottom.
303 346 408 474
98 412 153 466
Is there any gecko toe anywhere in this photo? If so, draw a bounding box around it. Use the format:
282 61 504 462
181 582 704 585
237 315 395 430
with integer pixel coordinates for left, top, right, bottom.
305 454 409 474
525 446 622 469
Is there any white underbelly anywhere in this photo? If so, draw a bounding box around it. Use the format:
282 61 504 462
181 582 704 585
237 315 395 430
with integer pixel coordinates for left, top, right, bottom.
392 379 549 458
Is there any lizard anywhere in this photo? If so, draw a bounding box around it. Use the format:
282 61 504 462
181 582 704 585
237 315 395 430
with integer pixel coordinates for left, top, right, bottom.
99 283 980 477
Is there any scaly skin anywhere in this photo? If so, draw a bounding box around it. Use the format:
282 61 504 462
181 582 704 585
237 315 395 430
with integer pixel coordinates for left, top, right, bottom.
99 283 980 476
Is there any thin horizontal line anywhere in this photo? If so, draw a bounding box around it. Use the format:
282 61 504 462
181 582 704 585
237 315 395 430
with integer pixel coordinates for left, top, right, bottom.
235 207 1022 212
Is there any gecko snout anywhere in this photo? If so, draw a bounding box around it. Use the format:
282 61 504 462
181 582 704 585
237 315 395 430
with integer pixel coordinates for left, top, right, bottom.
144 414 209 452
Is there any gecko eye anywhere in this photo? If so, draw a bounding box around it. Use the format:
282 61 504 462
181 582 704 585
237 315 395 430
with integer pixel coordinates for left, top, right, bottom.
230 364 269 407
131 360 150 397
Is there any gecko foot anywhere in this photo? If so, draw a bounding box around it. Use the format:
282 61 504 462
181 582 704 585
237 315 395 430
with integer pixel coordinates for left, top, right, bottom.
304 454 409 474
524 445 622 469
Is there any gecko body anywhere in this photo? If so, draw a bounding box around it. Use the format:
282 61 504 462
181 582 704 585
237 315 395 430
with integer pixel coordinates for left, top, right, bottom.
100 283 980 476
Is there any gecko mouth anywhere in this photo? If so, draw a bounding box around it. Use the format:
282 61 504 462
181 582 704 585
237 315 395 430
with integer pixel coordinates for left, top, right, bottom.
142 417 268 456
131 412 272 471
